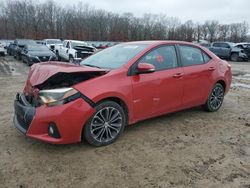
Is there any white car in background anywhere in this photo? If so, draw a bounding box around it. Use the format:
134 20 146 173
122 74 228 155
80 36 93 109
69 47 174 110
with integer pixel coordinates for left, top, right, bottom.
43 39 62 51
0 42 7 56
55 40 96 63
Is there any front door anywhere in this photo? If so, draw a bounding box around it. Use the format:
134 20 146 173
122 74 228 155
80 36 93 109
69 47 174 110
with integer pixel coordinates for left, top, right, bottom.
131 45 183 121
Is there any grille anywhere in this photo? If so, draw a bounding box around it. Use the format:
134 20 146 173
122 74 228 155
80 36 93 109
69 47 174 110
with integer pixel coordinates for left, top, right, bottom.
76 52 93 59
38 56 50 62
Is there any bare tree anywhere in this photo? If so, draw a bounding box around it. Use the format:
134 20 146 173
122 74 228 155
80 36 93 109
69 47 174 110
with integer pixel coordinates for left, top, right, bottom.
0 0 249 43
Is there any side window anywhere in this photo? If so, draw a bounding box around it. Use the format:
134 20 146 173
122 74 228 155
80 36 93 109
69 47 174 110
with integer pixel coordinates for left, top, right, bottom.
202 52 211 63
179 45 204 66
213 43 221 47
220 43 230 49
63 41 67 47
66 42 70 48
138 46 178 71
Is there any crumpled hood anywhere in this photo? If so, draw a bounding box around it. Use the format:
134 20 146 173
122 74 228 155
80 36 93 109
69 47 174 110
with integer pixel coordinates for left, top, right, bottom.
27 61 108 86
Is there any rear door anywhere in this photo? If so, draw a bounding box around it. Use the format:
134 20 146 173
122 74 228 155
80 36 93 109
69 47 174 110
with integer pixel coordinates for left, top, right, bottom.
178 45 214 108
211 42 222 57
220 43 231 58
130 45 183 120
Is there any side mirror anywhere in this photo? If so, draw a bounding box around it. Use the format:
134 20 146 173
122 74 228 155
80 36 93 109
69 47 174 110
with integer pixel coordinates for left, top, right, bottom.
136 63 155 74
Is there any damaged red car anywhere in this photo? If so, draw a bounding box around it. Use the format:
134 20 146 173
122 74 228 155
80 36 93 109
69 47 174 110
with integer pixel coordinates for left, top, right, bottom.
14 41 232 146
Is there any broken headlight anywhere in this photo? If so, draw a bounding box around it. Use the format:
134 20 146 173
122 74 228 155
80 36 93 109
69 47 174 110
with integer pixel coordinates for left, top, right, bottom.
39 88 80 107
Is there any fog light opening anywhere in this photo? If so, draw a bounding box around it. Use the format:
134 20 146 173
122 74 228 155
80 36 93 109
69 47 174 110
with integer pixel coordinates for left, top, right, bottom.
48 122 61 138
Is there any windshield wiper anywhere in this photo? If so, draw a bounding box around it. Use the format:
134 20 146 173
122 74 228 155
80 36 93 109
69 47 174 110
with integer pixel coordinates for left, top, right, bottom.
83 64 102 69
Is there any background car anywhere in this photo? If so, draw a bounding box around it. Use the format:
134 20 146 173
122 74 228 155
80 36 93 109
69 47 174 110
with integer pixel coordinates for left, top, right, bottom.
13 39 37 60
7 42 16 55
43 39 62 51
235 43 250 59
14 41 232 147
55 40 96 63
21 44 57 66
0 42 7 56
209 42 249 62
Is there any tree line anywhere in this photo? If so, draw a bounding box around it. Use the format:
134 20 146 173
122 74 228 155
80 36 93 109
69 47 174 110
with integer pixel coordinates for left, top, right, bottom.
0 0 249 43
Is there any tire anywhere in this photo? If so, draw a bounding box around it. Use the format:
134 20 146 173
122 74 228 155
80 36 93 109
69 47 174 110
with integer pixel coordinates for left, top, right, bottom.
231 53 239 62
17 53 21 61
56 51 61 61
84 101 126 147
69 55 74 64
203 83 225 112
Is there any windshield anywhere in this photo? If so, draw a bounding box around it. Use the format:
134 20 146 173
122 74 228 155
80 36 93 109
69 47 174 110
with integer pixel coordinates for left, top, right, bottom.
80 44 149 69
47 40 62 44
72 42 87 48
28 45 50 51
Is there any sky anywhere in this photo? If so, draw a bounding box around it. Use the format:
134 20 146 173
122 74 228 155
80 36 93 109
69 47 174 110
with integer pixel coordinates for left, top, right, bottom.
52 0 250 25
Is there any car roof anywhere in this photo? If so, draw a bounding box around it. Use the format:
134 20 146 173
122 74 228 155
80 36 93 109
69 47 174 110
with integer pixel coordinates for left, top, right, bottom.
44 39 61 41
121 40 201 46
65 40 87 43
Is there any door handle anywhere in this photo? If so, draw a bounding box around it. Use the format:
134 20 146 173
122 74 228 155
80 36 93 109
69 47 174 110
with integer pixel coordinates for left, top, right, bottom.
208 66 215 71
172 73 183 78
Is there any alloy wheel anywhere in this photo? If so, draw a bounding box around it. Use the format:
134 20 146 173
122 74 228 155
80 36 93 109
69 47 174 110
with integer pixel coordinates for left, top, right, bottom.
90 107 123 143
209 85 224 110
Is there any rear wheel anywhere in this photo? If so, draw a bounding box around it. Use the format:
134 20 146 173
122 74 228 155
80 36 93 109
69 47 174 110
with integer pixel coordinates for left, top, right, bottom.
84 101 126 147
203 83 225 112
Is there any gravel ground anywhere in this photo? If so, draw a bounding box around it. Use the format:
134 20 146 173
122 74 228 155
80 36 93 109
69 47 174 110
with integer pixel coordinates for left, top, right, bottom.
0 56 250 188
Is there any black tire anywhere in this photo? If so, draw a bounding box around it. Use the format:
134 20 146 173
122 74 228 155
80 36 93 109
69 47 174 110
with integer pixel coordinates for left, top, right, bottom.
231 53 239 62
84 101 126 147
203 83 225 112
69 55 74 64
56 51 61 61
17 53 21 61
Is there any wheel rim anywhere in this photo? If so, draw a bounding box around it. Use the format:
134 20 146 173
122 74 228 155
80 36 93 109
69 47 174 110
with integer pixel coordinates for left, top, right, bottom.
90 107 122 143
209 85 224 110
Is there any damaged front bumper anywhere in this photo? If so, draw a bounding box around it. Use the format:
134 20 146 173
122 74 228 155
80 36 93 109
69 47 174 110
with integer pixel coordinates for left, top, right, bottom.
13 92 96 144
14 93 35 134
239 52 249 61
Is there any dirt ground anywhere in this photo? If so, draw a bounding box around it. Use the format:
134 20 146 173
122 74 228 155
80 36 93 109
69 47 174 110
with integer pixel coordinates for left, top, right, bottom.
0 56 250 188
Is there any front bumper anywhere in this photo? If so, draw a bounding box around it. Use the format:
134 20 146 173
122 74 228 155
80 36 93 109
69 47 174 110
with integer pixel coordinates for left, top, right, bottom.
13 93 95 144
239 53 249 61
14 93 35 134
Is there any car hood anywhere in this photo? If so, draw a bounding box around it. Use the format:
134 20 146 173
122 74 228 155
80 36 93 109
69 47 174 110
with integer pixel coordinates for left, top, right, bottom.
28 51 55 56
231 47 243 53
27 61 109 87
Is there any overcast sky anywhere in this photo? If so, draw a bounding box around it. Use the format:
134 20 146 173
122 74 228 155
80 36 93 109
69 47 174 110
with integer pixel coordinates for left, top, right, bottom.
52 0 249 25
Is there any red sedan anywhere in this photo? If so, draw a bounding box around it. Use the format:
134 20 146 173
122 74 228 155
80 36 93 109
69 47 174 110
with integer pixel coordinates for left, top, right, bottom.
14 41 232 146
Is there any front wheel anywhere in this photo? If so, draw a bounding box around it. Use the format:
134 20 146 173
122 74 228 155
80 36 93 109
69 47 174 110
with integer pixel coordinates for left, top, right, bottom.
231 53 239 62
56 51 61 61
69 55 74 64
203 83 225 112
84 101 126 147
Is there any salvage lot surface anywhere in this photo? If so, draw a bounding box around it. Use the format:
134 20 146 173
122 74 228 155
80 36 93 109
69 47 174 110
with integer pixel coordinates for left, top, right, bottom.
0 56 250 188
